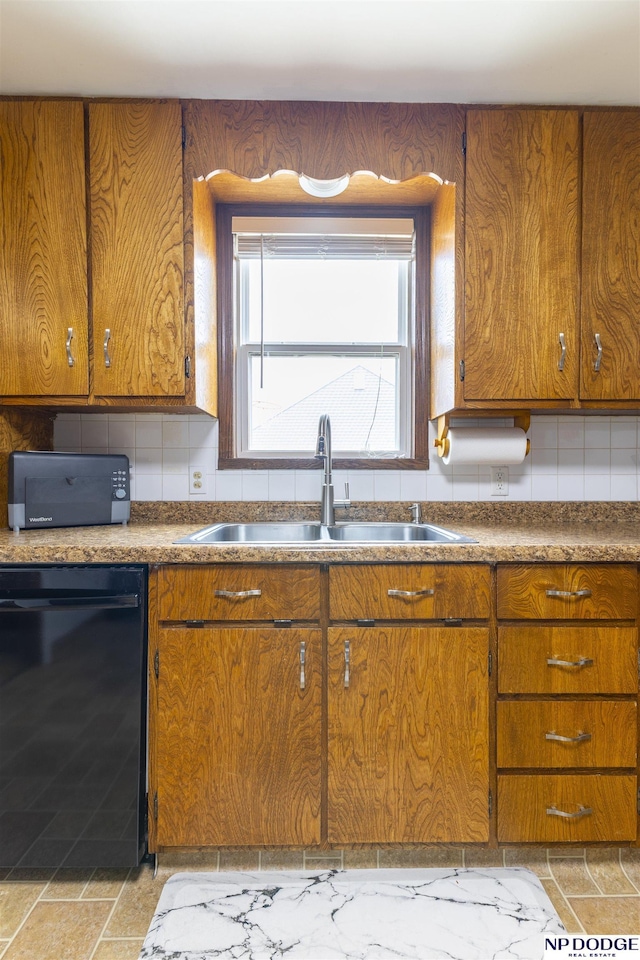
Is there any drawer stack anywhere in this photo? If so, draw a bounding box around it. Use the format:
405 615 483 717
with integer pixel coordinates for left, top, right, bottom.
496 564 638 842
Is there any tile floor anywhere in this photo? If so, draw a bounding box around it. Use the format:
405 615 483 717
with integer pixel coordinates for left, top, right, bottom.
1 846 640 959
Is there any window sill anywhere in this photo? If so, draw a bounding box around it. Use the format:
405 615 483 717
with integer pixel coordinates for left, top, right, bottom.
217 457 430 471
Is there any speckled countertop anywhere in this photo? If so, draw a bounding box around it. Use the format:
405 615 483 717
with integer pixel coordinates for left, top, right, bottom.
2 502 640 564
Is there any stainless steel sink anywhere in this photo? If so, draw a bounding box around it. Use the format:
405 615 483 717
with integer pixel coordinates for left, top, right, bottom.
175 521 475 544
175 522 325 543
326 522 476 543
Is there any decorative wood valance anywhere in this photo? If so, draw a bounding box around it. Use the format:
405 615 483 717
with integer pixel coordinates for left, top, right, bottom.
184 100 463 187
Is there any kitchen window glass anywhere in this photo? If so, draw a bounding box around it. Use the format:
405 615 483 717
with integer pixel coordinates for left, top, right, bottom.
216 205 429 470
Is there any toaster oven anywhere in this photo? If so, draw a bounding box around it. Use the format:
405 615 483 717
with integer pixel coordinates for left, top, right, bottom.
8 451 130 532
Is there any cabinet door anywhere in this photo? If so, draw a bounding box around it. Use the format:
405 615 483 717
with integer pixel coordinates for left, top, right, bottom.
464 109 579 401
0 101 88 396
327 626 489 843
156 627 321 846
90 101 184 397
581 111 640 400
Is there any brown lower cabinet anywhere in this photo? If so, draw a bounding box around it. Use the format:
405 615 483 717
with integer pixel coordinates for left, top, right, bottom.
496 562 638 845
150 561 638 849
155 627 322 846
327 626 489 843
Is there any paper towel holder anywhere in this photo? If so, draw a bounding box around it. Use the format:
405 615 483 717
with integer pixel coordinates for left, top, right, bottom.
433 411 531 459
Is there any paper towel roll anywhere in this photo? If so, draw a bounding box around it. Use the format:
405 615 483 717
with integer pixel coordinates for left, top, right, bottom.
442 427 528 466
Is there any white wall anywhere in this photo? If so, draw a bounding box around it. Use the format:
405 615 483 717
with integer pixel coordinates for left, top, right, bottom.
54 413 640 502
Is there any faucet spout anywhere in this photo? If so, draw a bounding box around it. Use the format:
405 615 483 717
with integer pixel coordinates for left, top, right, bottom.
316 414 350 525
315 414 334 525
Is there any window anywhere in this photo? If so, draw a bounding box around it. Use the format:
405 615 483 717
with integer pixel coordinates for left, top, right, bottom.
217 204 429 469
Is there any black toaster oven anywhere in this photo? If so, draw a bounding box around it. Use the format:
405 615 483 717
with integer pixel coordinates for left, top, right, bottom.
8 451 130 532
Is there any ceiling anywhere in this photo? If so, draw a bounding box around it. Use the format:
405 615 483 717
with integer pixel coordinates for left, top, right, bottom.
1 0 639 105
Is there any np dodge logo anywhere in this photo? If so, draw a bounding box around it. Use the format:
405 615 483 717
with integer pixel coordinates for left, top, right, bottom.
29 517 53 522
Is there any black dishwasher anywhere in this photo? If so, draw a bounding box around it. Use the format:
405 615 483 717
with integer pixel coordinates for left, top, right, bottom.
0 565 147 868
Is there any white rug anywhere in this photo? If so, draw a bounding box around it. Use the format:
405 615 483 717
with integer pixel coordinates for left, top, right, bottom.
140 867 564 960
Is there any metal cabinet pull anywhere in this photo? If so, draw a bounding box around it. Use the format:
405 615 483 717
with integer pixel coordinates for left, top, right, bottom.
300 641 306 691
214 588 262 599
545 731 592 743
103 328 112 368
546 804 593 820
387 588 435 598
344 640 351 688
594 333 603 372
545 589 592 599
66 327 75 367
546 657 594 668
558 332 566 371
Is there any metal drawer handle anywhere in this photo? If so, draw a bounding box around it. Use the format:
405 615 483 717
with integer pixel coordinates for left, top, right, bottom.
545 589 592 599
546 657 594 668
300 641 306 691
545 731 592 744
66 327 75 367
344 640 351 688
214 589 262 599
594 333 603 372
387 588 435 598
546 804 593 820
558 332 566 371
104 328 112 367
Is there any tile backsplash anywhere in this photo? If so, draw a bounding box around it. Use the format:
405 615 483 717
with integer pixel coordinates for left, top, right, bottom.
54 413 640 502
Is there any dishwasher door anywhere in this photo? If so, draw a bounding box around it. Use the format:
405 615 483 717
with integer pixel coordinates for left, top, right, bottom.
0 565 147 869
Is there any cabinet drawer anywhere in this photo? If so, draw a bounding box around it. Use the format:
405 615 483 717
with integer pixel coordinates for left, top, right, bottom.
497 564 637 619
498 774 637 842
498 626 638 694
497 701 637 768
329 564 490 621
157 564 321 621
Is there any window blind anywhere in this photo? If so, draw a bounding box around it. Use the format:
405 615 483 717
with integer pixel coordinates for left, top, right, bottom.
232 216 415 260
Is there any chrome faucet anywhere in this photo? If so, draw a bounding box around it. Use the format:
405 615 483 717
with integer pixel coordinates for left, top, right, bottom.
315 414 350 525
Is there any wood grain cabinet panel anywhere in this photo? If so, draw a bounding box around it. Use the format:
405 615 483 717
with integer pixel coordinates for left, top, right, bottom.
327 626 489 843
330 564 490 621
464 109 579 402
581 111 640 401
89 101 185 398
497 701 637 768
497 564 637 619
157 564 321 621
156 627 321 846
0 101 88 396
498 775 637 842
498 626 638 694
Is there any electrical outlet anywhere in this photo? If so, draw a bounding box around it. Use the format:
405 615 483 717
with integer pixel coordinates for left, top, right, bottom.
490 466 509 496
190 468 207 495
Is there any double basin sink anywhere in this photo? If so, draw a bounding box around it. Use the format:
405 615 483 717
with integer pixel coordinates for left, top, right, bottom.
175 522 476 544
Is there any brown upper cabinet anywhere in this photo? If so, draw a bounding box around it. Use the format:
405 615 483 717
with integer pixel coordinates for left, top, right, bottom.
89 101 185 400
0 98 217 413
463 109 580 404
4 99 640 417
0 101 89 397
580 111 640 403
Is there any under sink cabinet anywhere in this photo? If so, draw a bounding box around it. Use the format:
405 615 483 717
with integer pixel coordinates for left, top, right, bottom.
149 562 491 849
148 561 639 852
